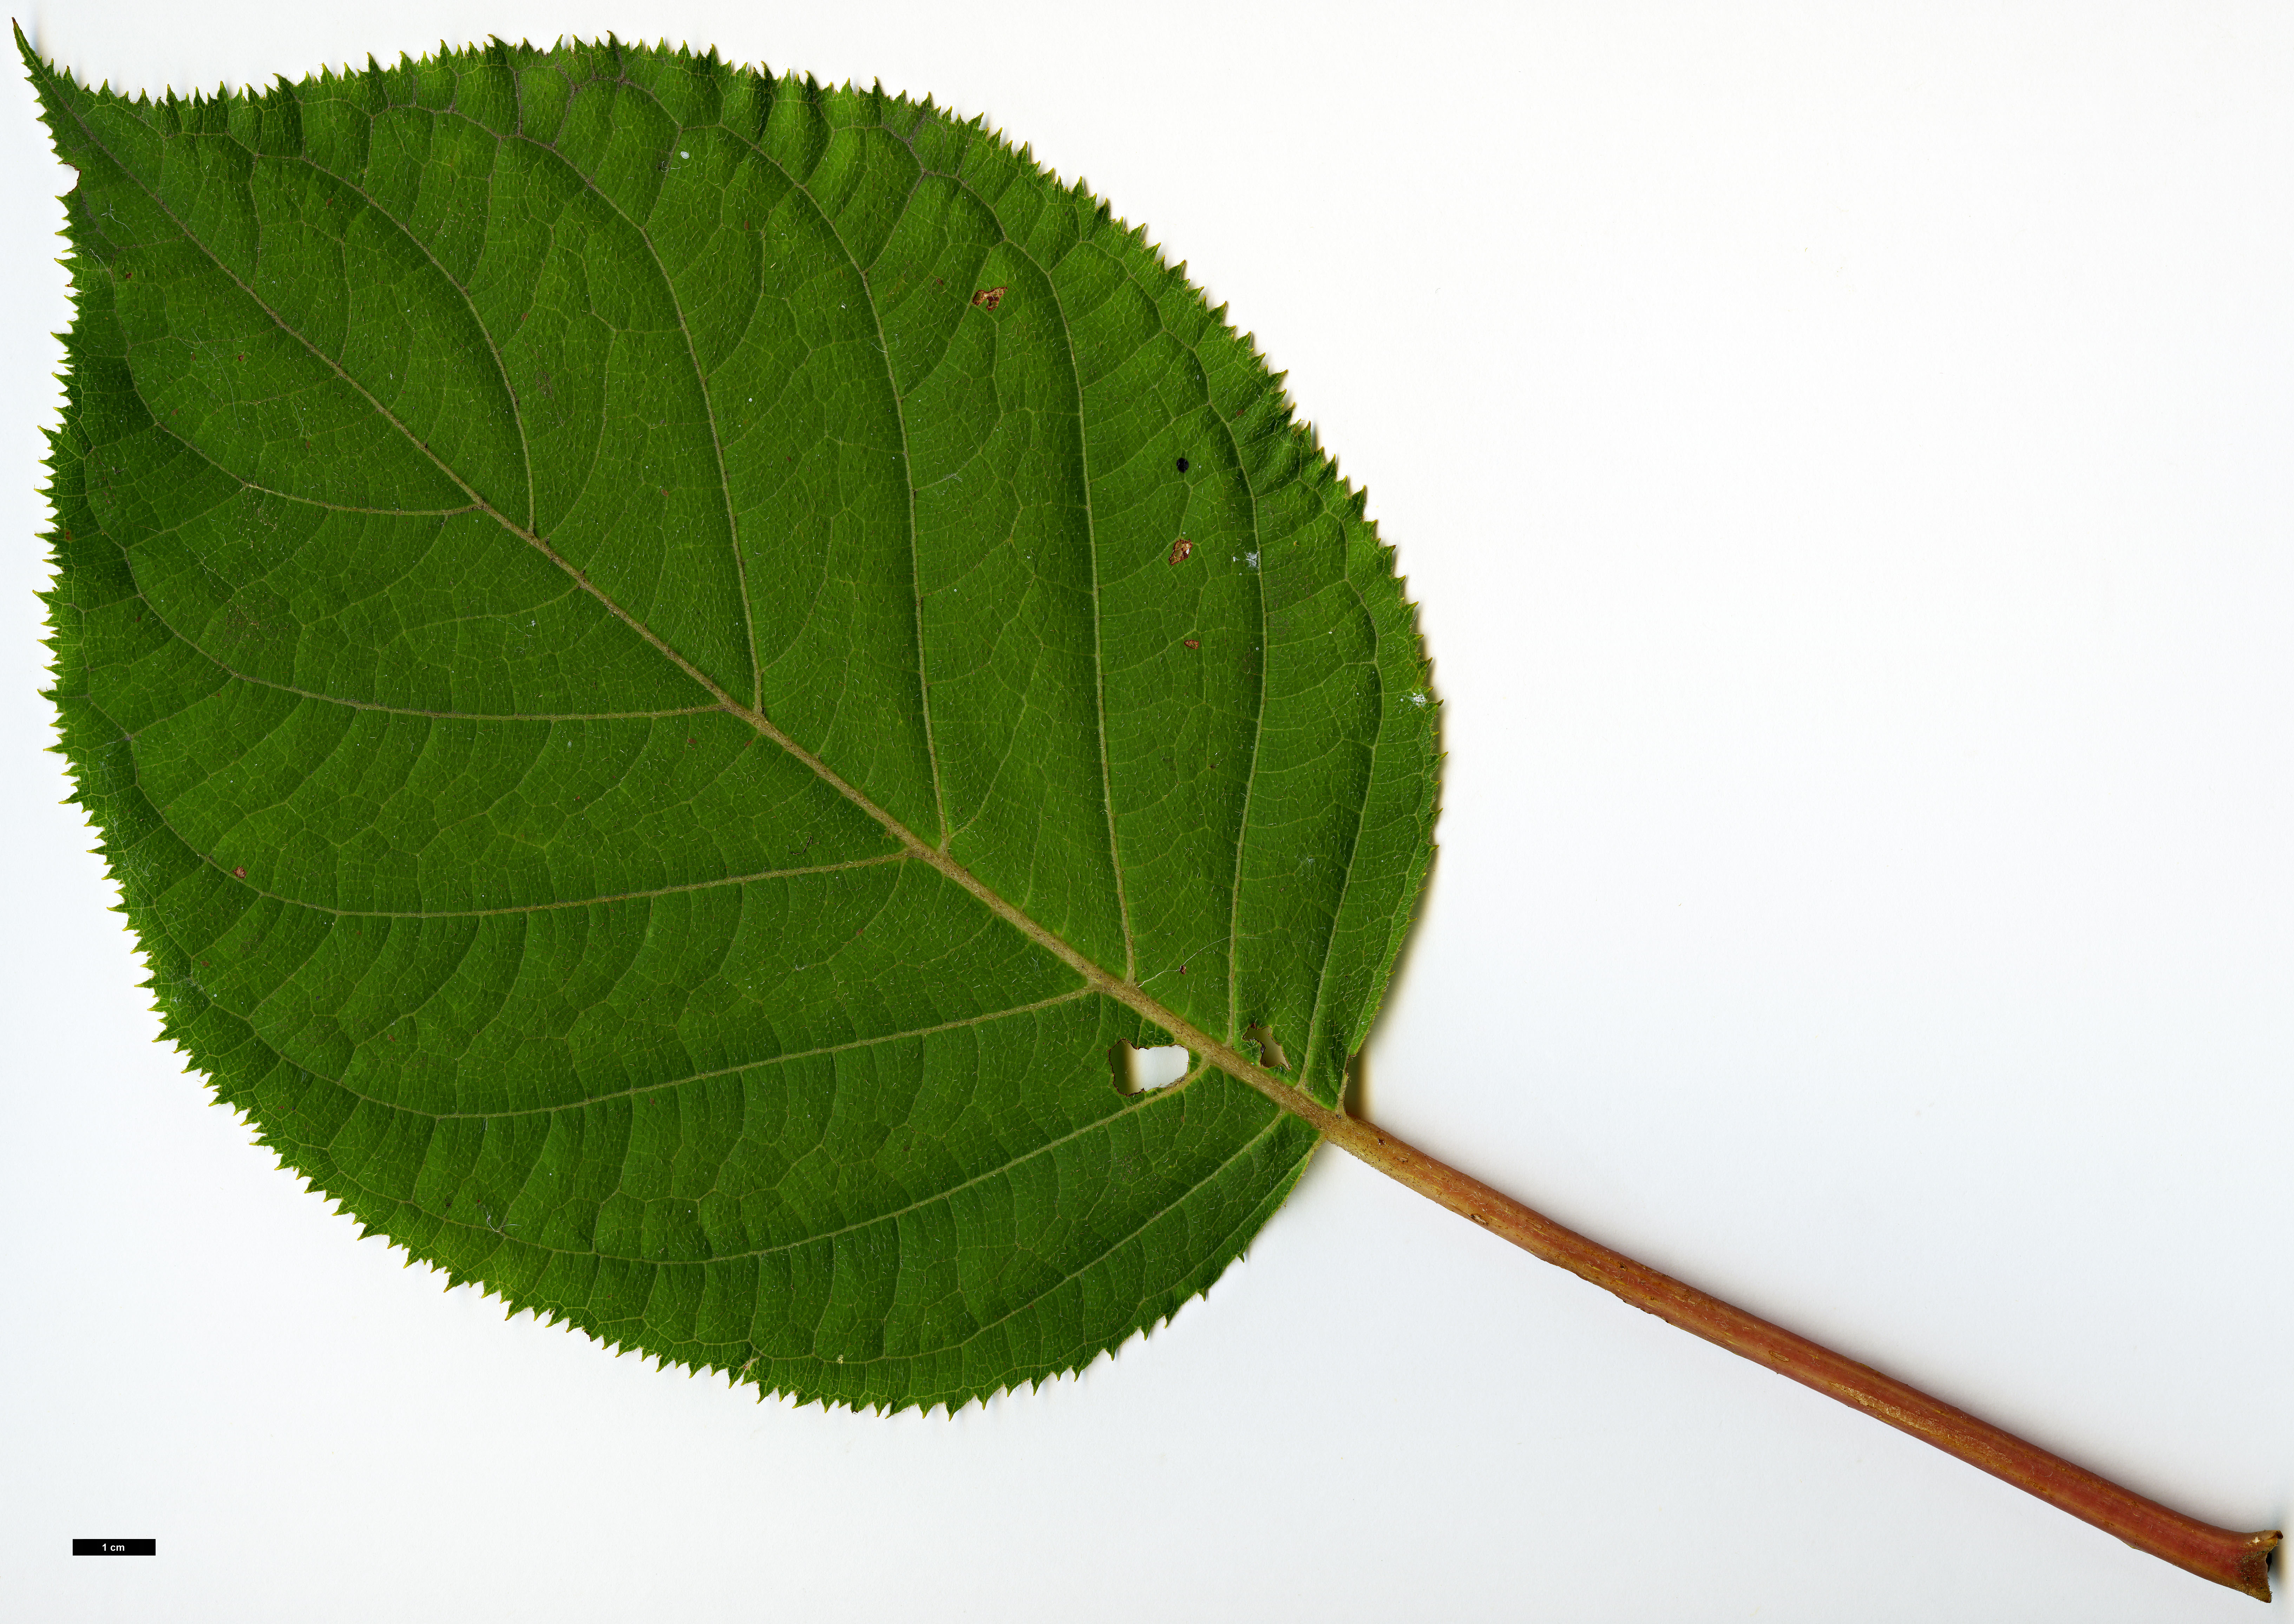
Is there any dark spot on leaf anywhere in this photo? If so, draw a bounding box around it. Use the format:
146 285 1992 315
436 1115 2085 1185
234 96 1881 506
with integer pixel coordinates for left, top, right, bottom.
1183 638 1199 650
1178 964 1187 974
1175 456 1189 472
232 866 246 879
971 285 1006 310
1168 536 1193 566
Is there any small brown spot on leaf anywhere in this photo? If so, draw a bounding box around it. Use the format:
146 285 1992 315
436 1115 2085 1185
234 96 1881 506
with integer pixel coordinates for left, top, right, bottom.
1168 536 1194 566
1178 964 1187 974
971 285 1006 310
1183 638 1199 650
232 866 247 879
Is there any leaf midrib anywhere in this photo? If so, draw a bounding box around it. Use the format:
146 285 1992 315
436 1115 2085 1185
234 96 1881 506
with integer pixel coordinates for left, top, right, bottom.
48 60 1334 1152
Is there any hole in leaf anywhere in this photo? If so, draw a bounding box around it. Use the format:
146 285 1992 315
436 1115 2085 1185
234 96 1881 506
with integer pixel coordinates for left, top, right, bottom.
1109 1043 1190 1097
1243 1022 1290 1072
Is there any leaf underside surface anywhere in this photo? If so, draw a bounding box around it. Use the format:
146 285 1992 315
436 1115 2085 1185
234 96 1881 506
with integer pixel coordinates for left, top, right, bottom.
25 33 1438 1411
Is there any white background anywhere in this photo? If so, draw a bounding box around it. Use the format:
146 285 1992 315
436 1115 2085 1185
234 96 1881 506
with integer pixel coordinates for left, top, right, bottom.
3 3 2290 1619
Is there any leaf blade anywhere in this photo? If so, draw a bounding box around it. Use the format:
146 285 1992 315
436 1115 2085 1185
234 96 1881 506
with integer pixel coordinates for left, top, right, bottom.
28 34 1437 1411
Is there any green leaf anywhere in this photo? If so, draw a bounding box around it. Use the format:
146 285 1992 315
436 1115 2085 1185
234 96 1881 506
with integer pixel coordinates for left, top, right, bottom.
23 33 1437 1411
